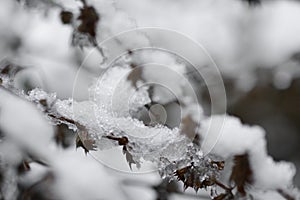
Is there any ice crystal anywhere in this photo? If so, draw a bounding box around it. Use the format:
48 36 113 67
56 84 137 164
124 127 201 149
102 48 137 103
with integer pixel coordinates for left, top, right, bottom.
46 65 198 167
158 144 223 191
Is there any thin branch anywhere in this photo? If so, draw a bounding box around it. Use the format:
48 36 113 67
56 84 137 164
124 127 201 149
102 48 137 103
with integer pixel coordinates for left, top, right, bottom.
277 189 295 200
90 36 106 64
214 179 232 191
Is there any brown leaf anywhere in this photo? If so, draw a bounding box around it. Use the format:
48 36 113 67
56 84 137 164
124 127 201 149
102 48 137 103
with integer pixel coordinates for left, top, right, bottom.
105 135 138 169
122 146 137 170
230 153 253 196
60 11 73 24
174 165 190 182
77 6 99 37
105 135 140 169
76 135 96 154
174 165 215 191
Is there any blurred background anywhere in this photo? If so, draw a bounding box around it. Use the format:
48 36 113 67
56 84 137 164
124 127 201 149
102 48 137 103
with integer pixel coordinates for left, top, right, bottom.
0 0 300 199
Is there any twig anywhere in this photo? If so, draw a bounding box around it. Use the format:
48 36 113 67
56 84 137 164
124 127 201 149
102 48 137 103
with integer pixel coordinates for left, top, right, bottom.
214 179 232 191
277 189 295 200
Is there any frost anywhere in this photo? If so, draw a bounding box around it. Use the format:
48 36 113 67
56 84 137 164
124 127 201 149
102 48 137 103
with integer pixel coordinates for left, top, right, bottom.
35 60 298 198
0 0 299 199
27 88 57 107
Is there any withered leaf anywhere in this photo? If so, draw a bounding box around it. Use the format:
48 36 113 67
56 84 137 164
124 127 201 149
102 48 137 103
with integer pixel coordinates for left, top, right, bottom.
230 153 253 196
77 6 99 37
174 165 215 191
175 165 190 182
60 10 73 24
105 135 138 169
122 145 137 170
76 134 96 154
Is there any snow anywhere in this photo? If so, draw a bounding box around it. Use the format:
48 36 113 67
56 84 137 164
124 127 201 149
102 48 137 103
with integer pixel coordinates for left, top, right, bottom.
0 89 54 156
52 149 122 200
0 0 299 199
116 0 300 89
201 115 297 191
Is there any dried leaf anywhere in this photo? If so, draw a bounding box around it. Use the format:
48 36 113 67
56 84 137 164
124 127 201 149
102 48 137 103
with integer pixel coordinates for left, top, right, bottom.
174 165 215 191
77 6 99 37
60 10 73 24
76 135 96 154
230 153 253 196
105 135 138 169
175 166 190 182
122 146 137 170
